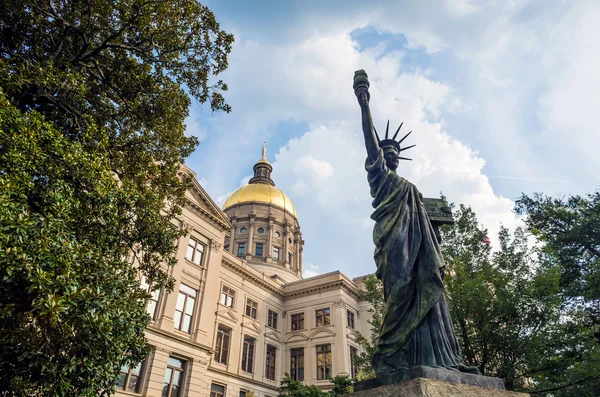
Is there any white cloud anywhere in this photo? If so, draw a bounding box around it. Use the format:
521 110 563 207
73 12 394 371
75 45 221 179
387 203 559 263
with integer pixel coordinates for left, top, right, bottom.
302 263 321 279
190 0 599 277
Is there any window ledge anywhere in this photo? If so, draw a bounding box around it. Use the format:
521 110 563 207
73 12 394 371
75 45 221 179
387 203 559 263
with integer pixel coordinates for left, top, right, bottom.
113 389 142 397
184 258 205 270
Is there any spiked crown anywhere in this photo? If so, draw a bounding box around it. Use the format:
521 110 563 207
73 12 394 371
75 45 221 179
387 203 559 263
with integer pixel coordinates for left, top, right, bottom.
375 120 416 161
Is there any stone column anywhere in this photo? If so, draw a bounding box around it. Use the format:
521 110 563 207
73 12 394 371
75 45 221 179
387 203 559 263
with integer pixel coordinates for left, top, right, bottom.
332 300 348 376
247 215 255 259
229 218 237 253
266 217 274 263
283 225 289 268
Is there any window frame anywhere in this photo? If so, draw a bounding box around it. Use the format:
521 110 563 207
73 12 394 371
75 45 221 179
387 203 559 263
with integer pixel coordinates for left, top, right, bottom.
347 310 355 329
316 344 332 381
174 283 197 334
290 313 304 331
265 345 277 381
290 347 304 381
214 325 231 365
350 346 358 378
267 309 278 329
140 276 160 321
245 298 258 319
210 383 226 397
162 356 186 397
186 236 205 266
315 308 331 327
255 243 263 257
272 247 280 261
220 285 235 308
115 358 146 393
237 242 246 257
241 335 256 373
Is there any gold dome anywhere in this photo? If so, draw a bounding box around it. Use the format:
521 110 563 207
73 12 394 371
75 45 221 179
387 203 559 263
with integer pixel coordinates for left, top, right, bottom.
223 183 297 217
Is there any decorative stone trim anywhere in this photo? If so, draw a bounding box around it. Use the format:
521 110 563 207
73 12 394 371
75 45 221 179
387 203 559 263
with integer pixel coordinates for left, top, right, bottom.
210 240 222 252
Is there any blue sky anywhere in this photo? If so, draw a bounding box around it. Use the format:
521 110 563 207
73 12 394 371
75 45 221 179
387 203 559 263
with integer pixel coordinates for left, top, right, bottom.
185 0 600 278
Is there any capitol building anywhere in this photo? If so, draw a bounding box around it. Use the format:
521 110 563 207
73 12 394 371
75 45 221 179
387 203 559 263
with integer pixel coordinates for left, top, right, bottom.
114 145 372 397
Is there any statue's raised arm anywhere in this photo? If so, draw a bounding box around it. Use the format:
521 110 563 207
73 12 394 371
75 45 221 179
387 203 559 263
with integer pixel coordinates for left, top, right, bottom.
353 70 381 164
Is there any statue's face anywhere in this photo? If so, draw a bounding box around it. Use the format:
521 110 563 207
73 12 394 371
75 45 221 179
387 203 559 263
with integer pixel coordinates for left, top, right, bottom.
383 146 400 170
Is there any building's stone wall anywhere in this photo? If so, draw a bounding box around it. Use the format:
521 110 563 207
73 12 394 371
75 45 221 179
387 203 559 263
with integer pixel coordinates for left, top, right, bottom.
113 166 371 397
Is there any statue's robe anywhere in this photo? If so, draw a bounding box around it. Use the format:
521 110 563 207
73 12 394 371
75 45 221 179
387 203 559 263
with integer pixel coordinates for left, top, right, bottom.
366 149 466 374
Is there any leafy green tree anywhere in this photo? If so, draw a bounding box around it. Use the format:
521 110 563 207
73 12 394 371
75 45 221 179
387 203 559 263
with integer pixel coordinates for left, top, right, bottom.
0 0 232 395
515 191 600 395
278 374 352 397
352 274 382 380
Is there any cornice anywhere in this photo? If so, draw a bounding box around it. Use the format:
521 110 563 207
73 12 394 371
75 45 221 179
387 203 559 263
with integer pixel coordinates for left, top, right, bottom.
283 278 361 300
184 198 230 232
221 256 284 298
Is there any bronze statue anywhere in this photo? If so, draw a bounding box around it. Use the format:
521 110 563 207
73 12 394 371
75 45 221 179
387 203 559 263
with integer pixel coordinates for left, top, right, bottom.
353 69 478 376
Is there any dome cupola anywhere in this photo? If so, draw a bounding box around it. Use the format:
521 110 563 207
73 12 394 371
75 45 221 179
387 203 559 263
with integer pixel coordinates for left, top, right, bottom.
222 143 303 283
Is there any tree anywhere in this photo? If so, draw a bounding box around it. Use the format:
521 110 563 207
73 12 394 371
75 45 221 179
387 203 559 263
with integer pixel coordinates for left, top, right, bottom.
515 190 600 395
0 0 233 395
278 374 353 397
353 274 382 380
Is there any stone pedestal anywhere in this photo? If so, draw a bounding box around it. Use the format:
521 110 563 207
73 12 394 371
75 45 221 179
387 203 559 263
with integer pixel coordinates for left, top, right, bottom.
352 367 529 396
350 378 530 397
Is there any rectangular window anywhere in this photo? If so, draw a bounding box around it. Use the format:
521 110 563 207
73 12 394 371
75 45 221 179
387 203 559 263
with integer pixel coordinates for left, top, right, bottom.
239 391 246 397
140 277 160 321
288 252 292 264
265 345 276 381
316 308 330 327
162 357 185 397
291 313 304 331
273 247 280 261
210 384 226 397
186 237 205 265
267 310 278 329
316 344 332 381
214 325 231 364
350 346 358 378
241 336 255 373
255 243 263 256
237 242 246 257
347 310 355 329
174 284 197 334
115 358 145 392
220 286 235 308
290 348 304 381
245 298 258 319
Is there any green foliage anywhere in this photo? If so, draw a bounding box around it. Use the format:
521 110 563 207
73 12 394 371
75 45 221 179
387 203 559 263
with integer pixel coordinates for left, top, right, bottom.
0 0 232 394
352 274 382 380
278 374 353 397
441 205 563 391
515 191 600 395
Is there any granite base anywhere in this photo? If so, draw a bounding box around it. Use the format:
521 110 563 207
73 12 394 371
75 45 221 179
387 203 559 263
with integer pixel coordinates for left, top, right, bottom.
355 366 505 391
350 378 530 397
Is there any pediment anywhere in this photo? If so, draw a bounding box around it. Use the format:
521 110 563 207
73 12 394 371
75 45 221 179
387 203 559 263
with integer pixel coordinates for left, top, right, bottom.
183 173 231 231
285 333 309 343
241 320 262 334
308 327 336 339
216 307 239 322
264 330 282 342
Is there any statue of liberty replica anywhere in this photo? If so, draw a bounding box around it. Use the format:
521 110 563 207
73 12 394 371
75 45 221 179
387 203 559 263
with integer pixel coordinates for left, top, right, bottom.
351 70 515 394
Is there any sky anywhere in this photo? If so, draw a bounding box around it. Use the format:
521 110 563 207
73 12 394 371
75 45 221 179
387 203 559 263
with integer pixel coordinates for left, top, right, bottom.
185 0 600 279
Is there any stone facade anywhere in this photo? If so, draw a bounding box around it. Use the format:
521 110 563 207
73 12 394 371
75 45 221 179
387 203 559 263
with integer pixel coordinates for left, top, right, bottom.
114 156 371 397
